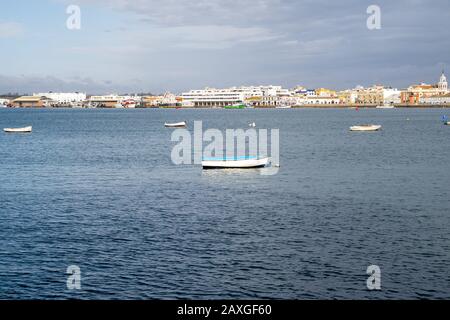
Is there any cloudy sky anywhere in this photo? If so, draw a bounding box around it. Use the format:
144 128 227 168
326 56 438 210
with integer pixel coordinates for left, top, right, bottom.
0 0 449 94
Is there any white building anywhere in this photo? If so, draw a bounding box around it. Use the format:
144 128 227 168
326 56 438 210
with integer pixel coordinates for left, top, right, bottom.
181 85 291 107
438 71 448 93
383 88 401 104
88 94 142 108
420 93 450 105
34 92 87 105
159 92 178 106
305 96 340 105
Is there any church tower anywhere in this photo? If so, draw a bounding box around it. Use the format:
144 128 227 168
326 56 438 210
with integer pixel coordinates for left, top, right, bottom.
438 71 448 92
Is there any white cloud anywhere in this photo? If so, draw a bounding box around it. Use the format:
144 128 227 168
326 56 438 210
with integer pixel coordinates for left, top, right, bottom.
71 0 282 26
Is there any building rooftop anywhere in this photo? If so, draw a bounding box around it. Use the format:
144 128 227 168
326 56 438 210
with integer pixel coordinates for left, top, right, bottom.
13 96 49 102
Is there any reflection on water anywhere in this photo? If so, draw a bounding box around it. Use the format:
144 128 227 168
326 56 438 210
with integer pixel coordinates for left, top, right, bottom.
201 168 264 177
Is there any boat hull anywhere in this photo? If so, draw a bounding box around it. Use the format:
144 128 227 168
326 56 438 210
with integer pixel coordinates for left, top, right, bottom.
224 104 246 109
350 125 382 132
202 157 269 169
376 105 395 109
445 122 450 125
4 126 32 133
165 122 187 128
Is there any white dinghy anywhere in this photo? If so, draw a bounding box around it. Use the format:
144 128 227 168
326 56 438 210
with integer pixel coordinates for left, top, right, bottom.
350 125 382 132
376 105 395 109
164 121 187 128
276 105 292 109
202 156 269 169
4 126 32 133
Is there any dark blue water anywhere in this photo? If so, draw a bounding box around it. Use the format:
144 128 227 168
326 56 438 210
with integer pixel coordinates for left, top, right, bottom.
1 108 449 299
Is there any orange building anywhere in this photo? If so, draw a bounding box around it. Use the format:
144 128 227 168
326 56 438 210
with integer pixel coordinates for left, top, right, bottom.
401 72 448 104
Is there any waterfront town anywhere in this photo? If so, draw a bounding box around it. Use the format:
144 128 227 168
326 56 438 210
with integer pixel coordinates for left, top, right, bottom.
1 72 449 109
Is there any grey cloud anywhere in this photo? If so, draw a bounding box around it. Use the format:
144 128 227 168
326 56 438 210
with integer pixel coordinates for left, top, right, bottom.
0 74 140 95
10 0 450 92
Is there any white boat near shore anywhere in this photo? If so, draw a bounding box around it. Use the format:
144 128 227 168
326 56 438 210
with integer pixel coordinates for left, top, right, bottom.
165 121 187 128
350 125 382 132
376 104 395 109
276 105 292 109
202 156 269 169
4 126 32 133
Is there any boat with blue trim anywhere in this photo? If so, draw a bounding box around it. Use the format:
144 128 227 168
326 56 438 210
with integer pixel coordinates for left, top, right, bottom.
202 156 269 169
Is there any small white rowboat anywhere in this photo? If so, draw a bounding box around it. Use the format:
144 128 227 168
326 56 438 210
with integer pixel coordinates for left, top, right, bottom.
350 125 382 132
3 126 32 133
444 122 450 125
276 105 292 109
202 157 269 169
376 105 395 109
165 121 187 128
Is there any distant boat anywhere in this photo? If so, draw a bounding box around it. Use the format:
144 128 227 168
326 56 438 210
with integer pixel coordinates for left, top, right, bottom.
444 122 450 125
224 104 246 109
376 104 395 109
4 126 32 133
249 122 256 127
202 156 269 169
276 105 292 109
164 121 187 128
350 125 382 132
122 99 137 108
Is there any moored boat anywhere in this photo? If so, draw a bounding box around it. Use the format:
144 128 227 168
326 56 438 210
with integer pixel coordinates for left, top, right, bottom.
122 99 137 108
202 156 269 169
376 104 395 109
165 121 187 128
4 126 32 133
350 125 382 132
276 105 292 109
224 104 246 109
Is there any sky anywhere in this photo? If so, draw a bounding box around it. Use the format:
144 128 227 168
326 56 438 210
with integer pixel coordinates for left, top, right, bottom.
0 0 449 94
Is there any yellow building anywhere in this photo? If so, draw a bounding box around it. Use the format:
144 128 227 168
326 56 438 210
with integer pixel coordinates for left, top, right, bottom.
338 90 358 104
141 96 162 108
315 88 337 97
12 96 53 108
244 96 262 107
355 86 384 105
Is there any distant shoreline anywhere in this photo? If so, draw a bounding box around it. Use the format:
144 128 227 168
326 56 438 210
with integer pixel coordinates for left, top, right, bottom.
2 105 450 109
